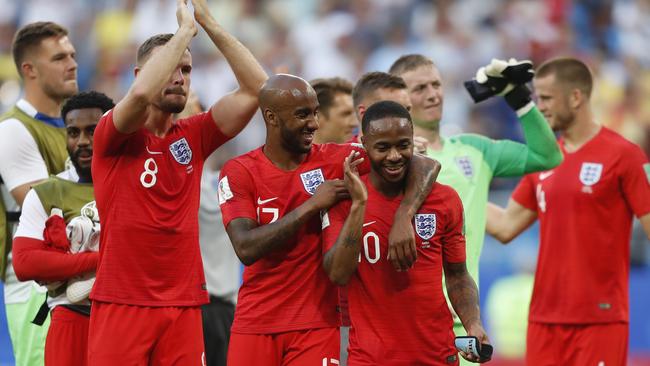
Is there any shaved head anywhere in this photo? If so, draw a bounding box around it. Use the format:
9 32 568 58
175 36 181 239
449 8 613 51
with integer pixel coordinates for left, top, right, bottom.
259 74 320 155
259 74 317 116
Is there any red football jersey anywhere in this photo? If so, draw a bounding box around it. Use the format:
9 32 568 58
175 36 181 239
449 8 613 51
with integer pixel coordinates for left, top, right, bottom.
323 177 466 365
513 127 650 324
219 143 367 334
91 110 229 306
346 134 361 144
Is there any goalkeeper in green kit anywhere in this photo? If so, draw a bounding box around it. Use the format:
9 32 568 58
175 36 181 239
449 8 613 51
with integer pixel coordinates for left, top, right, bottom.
389 55 562 361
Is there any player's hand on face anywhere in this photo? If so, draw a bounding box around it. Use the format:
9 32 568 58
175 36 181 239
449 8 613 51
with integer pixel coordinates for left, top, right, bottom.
176 0 198 36
343 151 367 204
387 217 417 271
311 179 349 211
460 324 491 363
413 135 428 154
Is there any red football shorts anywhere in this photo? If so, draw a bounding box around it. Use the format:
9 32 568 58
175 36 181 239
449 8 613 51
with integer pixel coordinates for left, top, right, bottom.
228 327 339 366
88 301 205 365
526 322 628 366
45 306 90 366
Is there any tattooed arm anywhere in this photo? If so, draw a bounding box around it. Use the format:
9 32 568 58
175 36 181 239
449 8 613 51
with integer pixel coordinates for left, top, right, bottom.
323 152 367 285
322 202 365 285
444 261 491 363
227 180 348 266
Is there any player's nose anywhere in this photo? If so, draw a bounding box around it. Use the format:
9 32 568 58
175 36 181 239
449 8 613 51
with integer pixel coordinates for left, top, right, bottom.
387 147 401 161
172 69 185 85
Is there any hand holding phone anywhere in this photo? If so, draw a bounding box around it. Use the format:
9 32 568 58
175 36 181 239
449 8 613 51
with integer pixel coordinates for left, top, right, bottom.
454 336 493 363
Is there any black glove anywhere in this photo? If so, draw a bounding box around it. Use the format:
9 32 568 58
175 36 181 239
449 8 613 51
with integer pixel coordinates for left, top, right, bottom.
464 58 534 111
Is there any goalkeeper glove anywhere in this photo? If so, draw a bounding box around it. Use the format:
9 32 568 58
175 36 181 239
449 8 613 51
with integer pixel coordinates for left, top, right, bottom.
464 58 534 111
67 216 100 253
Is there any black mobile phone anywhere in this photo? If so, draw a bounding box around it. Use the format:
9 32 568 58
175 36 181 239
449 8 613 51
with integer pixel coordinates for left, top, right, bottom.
454 336 493 361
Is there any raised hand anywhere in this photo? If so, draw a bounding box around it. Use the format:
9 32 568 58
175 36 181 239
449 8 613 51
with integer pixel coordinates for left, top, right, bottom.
464 58 534 109
310 180 349 211
191 0 215 25
343 151 367 204
176 0 197 36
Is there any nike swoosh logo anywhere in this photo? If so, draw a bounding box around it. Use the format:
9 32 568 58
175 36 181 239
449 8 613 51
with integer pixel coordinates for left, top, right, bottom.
146 146 162 155
539 171 554 180
362 221 376 227
257 197 278 205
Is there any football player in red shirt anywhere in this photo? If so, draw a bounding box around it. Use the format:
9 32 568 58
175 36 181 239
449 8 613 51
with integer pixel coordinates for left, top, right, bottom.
346 72 413 144
323 100 490 365
88 0 268 364
219 74 440 366
487 57 650 365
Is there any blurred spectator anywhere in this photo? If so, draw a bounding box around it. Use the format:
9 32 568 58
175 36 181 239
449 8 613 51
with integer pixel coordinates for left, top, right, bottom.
199 151 240 366
0 0 646 162
485 247 535 359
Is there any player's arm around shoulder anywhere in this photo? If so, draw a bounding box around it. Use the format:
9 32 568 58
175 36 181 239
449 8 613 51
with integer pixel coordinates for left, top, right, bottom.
192 0 268 137
322 151 366 286
387 153 442 271
112 0 197 134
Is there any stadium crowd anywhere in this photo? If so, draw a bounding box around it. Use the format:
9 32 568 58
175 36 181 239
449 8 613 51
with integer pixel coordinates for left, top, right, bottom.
0 0 649 156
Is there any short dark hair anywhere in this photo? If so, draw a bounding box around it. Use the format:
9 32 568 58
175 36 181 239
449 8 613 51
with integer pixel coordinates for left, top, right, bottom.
61 91 115 122
352 72 407 108
361 100 412 134
12 21 69 77
310 77 353 117
388 54 435 76
136 33 174 66
536 57 593 97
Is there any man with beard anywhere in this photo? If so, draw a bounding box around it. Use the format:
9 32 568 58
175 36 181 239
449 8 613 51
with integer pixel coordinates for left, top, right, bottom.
12 91 114 366
388 55 562 363
322 100 491 365
487 57 650 365
0 21 79 365
218 74 439 366
88 0 268 363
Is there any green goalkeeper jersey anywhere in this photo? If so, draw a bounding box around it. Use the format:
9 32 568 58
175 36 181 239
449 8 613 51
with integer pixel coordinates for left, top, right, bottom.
426 106 561 325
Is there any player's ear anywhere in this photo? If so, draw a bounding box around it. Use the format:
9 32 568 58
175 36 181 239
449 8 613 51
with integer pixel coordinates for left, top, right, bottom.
21 61 36 79
263 108 277 126
357 105 366 122
569 88 582 110
134 67 141 78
